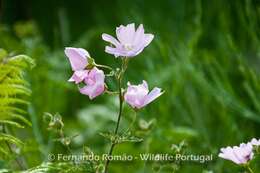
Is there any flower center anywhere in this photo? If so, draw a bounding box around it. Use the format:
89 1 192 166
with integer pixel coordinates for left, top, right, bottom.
123 44 134 51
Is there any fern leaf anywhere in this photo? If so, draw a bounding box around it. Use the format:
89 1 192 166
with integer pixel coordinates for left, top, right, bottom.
0 133 24 147
0 98 30 106
0 106 27 115
8 113 32 126
0 84 31 96
8 55 35 69
0 146 8 156
0 120 25 128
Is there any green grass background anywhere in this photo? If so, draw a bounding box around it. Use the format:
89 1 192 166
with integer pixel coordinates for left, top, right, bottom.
1 0 260 172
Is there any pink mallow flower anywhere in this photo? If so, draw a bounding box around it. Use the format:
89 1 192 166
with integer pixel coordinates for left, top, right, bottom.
124 80 163 109
79 67 105 99
218 143 254 165
65 47 90 84
102 23 154 57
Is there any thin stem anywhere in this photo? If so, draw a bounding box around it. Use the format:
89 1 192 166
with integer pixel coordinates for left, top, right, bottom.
246 166 254 173
105 90 119 95
94 63 113 71
104 75 123 173
114 80 123 135
248 168 254 173
104 59 128 173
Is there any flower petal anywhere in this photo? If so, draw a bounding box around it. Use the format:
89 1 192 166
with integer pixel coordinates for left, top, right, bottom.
65 47 89 71
80 84 105 100
143 87 162 106
68 70 89 84
133 24 145 46
105 46 122 57
142 80 148 89
80 67 105 99
102 33 120 47
144 34 154 47
250 138 260 146
116 23 135 44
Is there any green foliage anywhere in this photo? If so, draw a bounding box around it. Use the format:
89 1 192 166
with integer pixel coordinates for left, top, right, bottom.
0 50 34 159
22 162 90 173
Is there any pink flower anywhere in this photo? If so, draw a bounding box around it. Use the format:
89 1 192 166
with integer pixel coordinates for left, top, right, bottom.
218 143 254 164
124 80 163 109
250 138 260 146
79 67 105 99
102 23 154 57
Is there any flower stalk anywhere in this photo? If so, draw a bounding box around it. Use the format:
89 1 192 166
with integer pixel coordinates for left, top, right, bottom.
103 59 128 173
245 165 254 173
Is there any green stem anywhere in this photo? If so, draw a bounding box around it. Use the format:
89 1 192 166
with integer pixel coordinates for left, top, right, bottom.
105 90 119 95
103 78 123 173
94 63 113 71
114 81 123 134
103 59 128 173
246 165 254 173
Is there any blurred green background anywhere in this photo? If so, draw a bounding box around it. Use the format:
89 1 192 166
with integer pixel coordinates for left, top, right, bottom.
1 0 260 172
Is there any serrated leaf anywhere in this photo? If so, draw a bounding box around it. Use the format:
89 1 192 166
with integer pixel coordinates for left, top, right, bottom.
100 132 143 144
119 135 143 143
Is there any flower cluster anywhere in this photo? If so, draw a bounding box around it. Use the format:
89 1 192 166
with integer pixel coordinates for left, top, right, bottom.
218 138 260 165
64 23 163 108
65 47 105 100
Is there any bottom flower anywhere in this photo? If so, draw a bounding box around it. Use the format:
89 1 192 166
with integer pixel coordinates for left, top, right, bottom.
124 80 163 109
218 143 254 165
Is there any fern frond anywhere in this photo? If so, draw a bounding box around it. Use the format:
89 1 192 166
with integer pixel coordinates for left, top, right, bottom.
0 50 33 158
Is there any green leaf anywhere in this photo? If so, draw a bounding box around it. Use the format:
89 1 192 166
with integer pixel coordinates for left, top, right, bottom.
0 120 25 128
119 135 143 143
8 54 36 69
0 146 8 156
